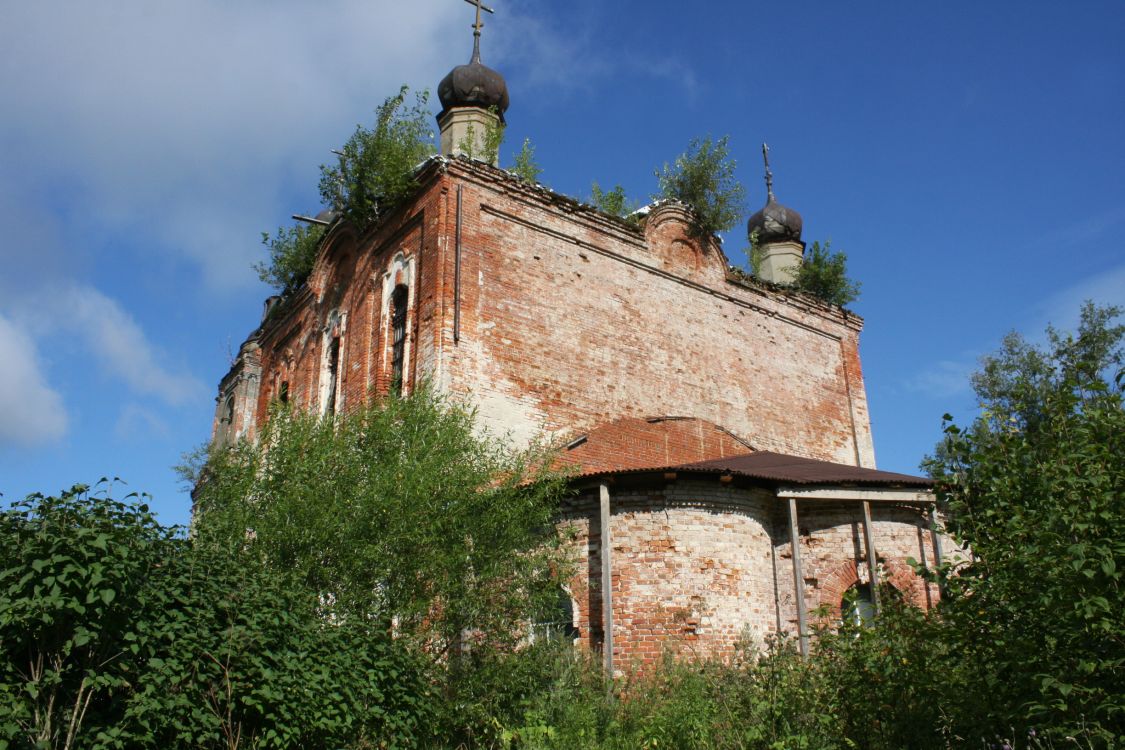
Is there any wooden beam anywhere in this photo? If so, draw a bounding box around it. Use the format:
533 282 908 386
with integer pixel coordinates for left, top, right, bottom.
599 483 614 676
787 497 809 657
861 500 881 615
929 504 945 597
776 487 933 503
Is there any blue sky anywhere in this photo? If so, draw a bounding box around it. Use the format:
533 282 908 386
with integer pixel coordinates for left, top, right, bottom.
2 0 1123 528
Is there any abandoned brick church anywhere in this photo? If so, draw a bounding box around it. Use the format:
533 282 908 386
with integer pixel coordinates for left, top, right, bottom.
212 19 944 672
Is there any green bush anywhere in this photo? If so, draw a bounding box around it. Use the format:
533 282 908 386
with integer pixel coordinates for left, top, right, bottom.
0 486 431 750
510 138 543 184
318 86 436 229
192 386 571 656
0 486 175 749
929 302 1125 744
655 135 746 239
793 240 861 307
588 183 635 219
254 223 325 294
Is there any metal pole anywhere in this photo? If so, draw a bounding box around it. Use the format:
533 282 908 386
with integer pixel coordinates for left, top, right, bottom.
453 185 462 344
861 500 880 615
599 483 614 675
787 497 809 657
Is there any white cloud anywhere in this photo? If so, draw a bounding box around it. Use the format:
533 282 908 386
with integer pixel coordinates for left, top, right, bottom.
0 0 465 290
0 315 68 447
903 358 978 399
115 403 171 441
33 284 206 406
1033 262 1125 335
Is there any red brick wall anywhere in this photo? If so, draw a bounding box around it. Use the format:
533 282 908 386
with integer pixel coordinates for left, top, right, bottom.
564 483 943 670
211 158 930 666
433 162 876 467
218 160 875 470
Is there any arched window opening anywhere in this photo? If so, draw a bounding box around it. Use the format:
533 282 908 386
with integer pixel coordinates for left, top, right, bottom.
390 285 409 395
324 335 341 415
841 583 876 628
279 380 290 404
223 396 235 426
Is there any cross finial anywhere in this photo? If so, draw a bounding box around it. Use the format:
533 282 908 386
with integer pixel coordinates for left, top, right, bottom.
762 143 775 200
463 0 495 63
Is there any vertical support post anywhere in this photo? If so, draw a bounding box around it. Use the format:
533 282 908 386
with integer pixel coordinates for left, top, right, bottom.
599 483 614 675
453 185 462 344
861 500 881 615
929 504 945 596
787 497 809 657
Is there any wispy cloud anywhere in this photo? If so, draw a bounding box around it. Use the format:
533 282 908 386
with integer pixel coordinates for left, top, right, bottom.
0 314 68 447
494 5 698 102
28 283 207 406
1032 262 1125 335
902 357 978 399
115 403 171 441
1027 206 1125 252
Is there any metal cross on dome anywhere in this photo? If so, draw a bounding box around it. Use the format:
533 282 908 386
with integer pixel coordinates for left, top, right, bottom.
463 0 495 60
762 143 775 200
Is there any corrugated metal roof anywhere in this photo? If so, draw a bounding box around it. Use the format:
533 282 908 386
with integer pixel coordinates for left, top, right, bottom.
577 450 932 488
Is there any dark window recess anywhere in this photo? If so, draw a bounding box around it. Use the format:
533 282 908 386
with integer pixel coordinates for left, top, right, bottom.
391 285 409 394
842 583 876 627
279 380 289 403
325 336 340 415
224 396 235 425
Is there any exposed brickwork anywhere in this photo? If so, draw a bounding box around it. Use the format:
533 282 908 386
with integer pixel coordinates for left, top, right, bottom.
562 481 944 671
212 157 937 665
557 416 753 475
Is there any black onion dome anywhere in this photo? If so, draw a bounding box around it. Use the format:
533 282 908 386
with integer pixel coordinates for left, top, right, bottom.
747 196 803 244
437 53 510 121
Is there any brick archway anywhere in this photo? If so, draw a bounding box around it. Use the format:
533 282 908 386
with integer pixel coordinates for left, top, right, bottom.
815 557 931 619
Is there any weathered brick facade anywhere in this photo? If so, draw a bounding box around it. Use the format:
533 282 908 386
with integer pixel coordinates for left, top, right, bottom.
213 155 942 669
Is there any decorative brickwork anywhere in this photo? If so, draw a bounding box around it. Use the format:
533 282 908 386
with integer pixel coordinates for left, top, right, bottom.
213 157 940 666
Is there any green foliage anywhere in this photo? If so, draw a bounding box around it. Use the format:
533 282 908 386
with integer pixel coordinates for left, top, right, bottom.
116 548 429 750
0 486 430 750
746 228 766 277
655 135 746 239
793 240 861 307
319 86 436 229
498 634 931 750
192 387 570 653
929 302 1125 743
457 108 505 164
0 485 174 749
588 182 635 219
254 223 325 294
510 138 543 184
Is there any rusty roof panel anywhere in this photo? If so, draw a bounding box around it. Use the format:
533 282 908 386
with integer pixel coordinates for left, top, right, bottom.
576 451 932 488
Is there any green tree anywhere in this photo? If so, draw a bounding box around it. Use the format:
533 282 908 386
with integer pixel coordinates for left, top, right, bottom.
929 302 1125 743
191 387 570 654
510 138 543 184
456 107 505 164
588 182 634 219
116 548 429 750
254 223 325 294
319 86 436 229
0 486 432 750
0 486 171 749
655 135 746 239
793 240 861 307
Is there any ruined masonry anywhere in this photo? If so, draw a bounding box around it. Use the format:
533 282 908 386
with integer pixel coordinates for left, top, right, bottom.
212 25 944 672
